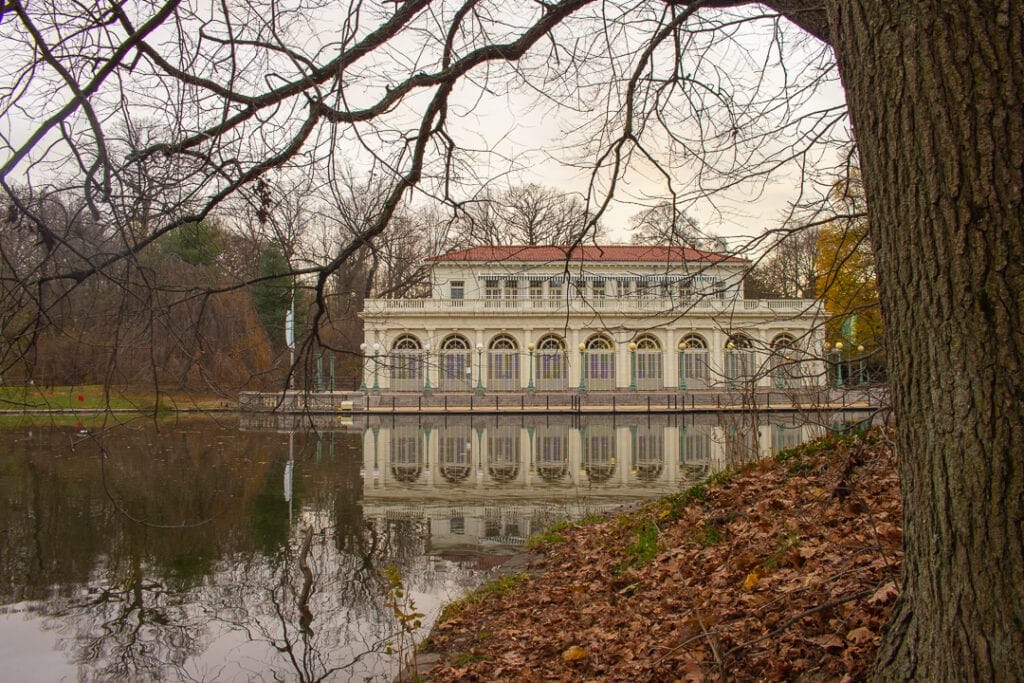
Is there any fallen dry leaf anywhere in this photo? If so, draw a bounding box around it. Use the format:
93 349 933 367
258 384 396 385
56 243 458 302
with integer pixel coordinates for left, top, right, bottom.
847 626 875 644
561 645 588 662
870 580 899 605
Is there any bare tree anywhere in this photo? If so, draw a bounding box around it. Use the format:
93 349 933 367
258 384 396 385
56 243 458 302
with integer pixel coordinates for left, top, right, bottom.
745 226 819 299
0 1 1021 678
452 184 598 246
628 202 702 247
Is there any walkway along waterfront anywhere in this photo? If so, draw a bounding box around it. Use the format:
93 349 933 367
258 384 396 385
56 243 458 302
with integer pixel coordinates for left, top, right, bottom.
238 387 886 416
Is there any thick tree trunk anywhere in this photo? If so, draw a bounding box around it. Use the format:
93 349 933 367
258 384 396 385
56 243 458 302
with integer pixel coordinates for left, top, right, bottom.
824 2 1024 680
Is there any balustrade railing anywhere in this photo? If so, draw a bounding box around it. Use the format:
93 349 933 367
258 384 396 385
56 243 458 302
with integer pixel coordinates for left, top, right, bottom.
364 297 820 315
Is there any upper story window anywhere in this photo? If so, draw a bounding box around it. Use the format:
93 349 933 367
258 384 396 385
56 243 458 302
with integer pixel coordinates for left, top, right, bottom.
504 279 518 299
617 278 632 298
592 279 606 299
450 280 464 299
548 279 562 300
528 280 543 300
484 279 500 299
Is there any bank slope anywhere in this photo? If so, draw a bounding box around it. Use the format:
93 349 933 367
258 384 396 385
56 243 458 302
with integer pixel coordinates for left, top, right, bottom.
423 428 901 681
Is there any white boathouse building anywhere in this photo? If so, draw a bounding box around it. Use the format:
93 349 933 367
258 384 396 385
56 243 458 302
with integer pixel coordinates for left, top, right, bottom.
359 245 824 392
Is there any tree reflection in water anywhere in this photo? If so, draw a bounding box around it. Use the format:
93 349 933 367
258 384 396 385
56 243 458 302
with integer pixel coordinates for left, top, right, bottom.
0 420 468 682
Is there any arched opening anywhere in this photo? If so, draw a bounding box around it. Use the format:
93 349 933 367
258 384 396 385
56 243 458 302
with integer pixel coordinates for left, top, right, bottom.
633 334 663 390
770 334 803 389
439 334 472 391
535 334 568 390
488 334 520 391
725 333 757 387
389 335 423 391
583 333 615 390
679 333 710 389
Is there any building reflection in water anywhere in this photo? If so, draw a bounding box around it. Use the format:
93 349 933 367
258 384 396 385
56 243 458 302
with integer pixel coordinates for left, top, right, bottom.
357 412 853 552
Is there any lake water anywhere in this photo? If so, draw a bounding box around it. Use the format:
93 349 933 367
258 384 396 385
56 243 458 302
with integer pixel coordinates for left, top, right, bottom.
0 410 870 681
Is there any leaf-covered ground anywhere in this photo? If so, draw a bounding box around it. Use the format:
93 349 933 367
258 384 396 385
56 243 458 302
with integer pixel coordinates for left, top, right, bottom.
422 428 902 681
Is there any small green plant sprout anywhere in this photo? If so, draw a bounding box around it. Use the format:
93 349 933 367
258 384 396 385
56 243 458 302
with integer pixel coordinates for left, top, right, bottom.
383 565 425 672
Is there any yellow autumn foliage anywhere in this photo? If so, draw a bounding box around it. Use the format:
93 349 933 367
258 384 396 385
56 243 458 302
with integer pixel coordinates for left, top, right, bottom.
815 171 883 355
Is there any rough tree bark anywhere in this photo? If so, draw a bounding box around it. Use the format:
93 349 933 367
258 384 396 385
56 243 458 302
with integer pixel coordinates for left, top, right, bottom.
821 2 1023 680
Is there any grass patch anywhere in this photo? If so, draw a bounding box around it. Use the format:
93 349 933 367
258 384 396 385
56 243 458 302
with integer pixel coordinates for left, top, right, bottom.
0 385 229 413
0 385 144 411
437 573 526 625
658 466 744 521
526 514 606 550
453 651 488 666
526 529 567 550
693 520 727 547
616 521 660 573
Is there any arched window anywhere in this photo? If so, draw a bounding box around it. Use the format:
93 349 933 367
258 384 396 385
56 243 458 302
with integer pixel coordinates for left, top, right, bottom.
633 334 663 389
728 333 754 349
489 334 518 350
439 334 472 391
488 335 519 390
440 334 470 350
681 334 708 349
679 334 710 388
771 334 803 388
583 334 615 389
725 333 757 386
389 335 423 390
538 334 565 350
771 334 795 347
535 334 567 390
392 335 421 350
634 334 661 349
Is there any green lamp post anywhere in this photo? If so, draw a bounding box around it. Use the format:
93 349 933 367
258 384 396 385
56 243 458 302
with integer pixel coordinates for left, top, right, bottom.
527 342 535 392
834 340 844 388
358 343 367 392
578 342 587 392
678 340 688 390
475 343 484 395
371 342 380 393
629 341 638 392
726 341 736 390
423 342 432 393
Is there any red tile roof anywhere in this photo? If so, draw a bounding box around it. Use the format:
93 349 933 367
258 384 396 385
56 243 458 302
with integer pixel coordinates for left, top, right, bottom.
428 245 747 264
